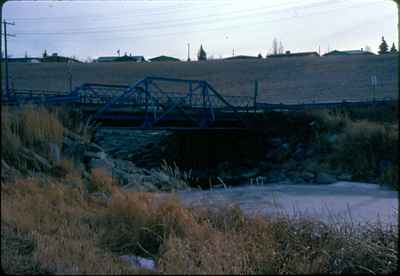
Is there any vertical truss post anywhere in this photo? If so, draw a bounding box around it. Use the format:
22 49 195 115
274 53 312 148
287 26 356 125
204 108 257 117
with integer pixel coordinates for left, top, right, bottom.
188 81 193 106
254 80 258 113
200 81 210 128
144 79 150 127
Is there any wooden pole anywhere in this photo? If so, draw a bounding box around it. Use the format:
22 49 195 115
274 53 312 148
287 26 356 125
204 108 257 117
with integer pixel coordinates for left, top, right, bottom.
253 80 258 113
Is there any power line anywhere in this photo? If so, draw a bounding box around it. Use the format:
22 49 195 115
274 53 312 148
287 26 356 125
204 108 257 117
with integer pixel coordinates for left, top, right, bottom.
13 0 367 36
9 0 307 32
5 1 230 22
11 1 386 41
7 0 385 25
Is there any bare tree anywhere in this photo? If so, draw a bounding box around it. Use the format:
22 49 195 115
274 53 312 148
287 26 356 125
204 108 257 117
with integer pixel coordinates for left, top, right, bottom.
271 38 279 55
278 41 284 54
365 45 372 53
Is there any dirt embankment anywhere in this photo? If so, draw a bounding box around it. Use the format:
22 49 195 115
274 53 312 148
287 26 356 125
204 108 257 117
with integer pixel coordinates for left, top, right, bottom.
7 54 398 103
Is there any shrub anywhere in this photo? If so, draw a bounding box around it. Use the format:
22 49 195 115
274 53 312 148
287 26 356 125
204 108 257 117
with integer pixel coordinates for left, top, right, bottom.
308 108 350 133
331 121 398 183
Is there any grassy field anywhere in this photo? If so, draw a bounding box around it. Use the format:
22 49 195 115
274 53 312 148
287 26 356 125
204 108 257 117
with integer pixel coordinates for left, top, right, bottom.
6 54 398 104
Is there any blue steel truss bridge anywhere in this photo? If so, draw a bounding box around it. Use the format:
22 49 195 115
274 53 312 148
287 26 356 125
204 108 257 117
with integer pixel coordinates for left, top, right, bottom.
1 76 395 130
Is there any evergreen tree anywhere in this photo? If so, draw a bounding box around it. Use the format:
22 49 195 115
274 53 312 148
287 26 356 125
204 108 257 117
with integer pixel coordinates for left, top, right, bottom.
378 36 389 54
257 53 263 58
43 49 48 58
390 42 397 53
197 44 207 61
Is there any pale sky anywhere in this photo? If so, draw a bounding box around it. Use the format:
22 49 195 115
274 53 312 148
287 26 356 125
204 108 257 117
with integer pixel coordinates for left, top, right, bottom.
2 0 398 60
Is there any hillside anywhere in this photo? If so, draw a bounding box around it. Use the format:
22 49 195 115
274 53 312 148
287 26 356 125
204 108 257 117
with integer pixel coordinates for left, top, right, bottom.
6 54 398 104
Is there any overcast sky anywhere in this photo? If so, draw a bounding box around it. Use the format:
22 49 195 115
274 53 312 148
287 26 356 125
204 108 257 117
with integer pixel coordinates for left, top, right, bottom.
2 0 398 60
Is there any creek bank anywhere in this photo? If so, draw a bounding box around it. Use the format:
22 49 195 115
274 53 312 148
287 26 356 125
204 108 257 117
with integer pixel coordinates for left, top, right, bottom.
176 182 398 227
2 127 188 193
92 125 345 188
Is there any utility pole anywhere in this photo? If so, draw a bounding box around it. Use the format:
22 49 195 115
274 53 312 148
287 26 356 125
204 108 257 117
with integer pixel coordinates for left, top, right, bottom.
3 20 16 96
232 48 235 57
187 43 190 62
253 80 258 113
0 6 2 95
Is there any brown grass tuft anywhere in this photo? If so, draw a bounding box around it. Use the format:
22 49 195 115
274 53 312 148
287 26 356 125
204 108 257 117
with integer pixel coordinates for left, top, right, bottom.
89 168 115 194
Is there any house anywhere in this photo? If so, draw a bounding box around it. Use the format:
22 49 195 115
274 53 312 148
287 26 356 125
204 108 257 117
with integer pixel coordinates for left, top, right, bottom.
8 57 41 63
224 55 259 60
96 55 145 62
115 55 145 62
42 53 81 63
323 49 375 56
267 51 320 58
96 56 118 62
149 55 180 62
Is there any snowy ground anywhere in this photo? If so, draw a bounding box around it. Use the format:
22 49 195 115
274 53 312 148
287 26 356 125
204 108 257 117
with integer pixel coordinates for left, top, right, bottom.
177 182 398 228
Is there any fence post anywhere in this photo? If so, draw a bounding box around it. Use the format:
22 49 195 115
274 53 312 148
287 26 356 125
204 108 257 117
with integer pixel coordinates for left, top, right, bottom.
253 80 258 113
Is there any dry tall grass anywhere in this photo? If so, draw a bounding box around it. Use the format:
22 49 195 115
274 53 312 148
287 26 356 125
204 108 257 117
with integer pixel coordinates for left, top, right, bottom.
1 105 64 169
2 178 398 274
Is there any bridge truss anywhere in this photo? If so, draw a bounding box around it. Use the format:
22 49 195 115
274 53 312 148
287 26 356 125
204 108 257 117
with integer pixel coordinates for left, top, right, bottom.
1 76 395 130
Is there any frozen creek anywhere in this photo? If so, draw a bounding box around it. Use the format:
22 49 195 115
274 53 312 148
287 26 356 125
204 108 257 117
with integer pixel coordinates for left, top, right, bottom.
176 182 398 228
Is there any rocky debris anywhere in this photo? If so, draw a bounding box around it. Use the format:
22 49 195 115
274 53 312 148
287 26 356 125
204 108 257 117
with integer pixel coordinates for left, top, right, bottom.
20 147 52 171
301 171 315 182
315 172 337 184
2 159 10 171
48 143 61 164
85 143 188 192
281 143 289 150
378 160 393 175
325 133 338 143
258 161 273 172
119 255 156 271
89 192 111 204
293 143 306 161
265 170 287 183
240 169 259 179
270 138 283 147
86 143 104 153
337 173 352 181
62 135 86 163
84 151 107 160
1 159 21 181
94 129 172 165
